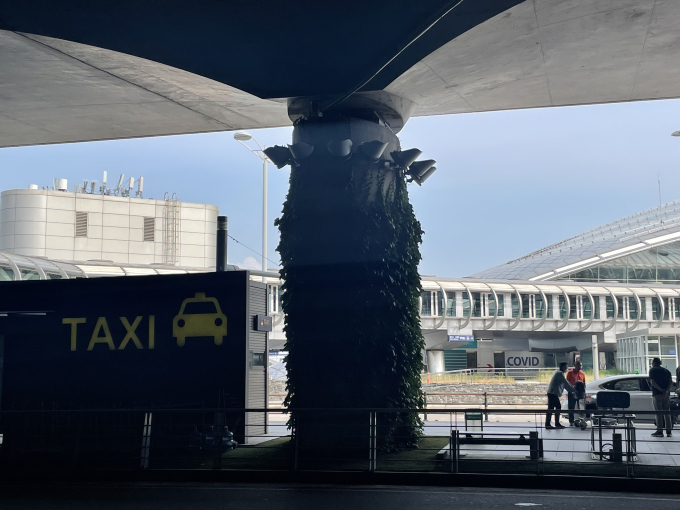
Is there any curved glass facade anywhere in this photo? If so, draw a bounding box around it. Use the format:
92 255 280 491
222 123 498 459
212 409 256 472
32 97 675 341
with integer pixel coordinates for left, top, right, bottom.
566 241 680 284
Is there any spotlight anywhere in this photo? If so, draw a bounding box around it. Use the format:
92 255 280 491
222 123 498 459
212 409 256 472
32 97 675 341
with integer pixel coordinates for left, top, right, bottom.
288 142 314 162
263 146 294 168
391 148 421 168
411 166 437 186
358 141 388 161
407 159 435 178
327 139 353 159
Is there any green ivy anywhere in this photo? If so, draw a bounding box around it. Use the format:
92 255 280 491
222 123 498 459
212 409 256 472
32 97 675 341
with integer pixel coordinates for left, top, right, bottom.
275 124 425 450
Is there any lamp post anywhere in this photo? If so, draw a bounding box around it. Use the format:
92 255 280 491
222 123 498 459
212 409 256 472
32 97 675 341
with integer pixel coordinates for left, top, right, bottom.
234 131 269 283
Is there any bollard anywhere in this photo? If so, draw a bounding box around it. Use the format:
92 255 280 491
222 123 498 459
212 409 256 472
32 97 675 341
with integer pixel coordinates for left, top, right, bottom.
529 431 539 460
483 392 489 422
612 433 623 463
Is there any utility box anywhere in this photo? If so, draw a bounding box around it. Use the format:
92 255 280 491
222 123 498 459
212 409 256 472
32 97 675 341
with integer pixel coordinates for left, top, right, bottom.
0 271 268 450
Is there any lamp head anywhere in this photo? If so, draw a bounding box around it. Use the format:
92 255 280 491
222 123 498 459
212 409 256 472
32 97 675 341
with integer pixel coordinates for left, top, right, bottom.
234 131 253 141
672 130 680 137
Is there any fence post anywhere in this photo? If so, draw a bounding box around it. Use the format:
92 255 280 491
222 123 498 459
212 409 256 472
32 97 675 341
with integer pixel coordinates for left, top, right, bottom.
291 412 298 471
483 392 489 422
612 433 623 463
212 412 225 469
424 394 428 421
368 411 377 472
529 430 539 460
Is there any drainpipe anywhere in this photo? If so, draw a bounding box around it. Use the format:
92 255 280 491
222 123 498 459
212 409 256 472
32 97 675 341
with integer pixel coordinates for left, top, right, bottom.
216 216 228 272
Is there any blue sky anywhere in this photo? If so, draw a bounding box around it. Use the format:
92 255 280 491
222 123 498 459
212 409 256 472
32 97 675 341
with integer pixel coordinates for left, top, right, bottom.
1 98 680 277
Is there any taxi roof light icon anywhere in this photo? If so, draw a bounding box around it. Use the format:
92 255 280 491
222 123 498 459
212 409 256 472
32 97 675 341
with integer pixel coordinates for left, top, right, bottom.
173 292 227 347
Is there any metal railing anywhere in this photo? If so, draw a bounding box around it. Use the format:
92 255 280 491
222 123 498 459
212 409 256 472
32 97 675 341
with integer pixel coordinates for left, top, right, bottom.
421 368 556 384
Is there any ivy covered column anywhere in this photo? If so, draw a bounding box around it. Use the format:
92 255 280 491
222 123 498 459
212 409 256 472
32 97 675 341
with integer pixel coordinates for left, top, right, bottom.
270 96 432 450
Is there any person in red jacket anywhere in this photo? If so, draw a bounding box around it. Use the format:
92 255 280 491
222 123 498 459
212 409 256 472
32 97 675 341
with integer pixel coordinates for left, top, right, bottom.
566 360 586 426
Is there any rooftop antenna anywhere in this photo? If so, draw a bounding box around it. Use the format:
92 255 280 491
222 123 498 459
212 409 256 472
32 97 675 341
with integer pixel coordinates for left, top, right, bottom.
52 178 57 191
659 174 663 225
127 177 135 198
137 176 144 198
90 180 97 194
114 173 125 196
82 179 89 193
100 171 108 194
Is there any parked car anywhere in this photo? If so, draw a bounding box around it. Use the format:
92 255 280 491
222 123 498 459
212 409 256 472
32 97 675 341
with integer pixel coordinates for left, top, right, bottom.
585 374 678 422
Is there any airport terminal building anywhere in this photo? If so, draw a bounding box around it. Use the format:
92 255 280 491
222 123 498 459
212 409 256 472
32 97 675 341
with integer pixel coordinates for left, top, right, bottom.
3 182 680 376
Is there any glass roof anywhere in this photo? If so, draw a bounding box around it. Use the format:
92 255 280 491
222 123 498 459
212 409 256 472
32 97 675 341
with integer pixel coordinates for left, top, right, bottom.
471 201 680 281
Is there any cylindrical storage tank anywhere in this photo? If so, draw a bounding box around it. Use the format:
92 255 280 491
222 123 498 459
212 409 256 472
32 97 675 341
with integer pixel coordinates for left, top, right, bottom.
57 179 68 191
28 184 39 190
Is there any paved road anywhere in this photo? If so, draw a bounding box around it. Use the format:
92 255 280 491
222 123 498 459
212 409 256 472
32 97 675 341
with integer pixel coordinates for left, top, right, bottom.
1 483 679 510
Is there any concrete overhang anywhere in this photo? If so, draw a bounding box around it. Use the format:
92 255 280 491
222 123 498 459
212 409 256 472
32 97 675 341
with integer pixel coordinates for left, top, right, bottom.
1 1 679 148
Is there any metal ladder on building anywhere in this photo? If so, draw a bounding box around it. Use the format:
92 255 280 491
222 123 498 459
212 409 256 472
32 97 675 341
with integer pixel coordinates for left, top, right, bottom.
163 192 181 265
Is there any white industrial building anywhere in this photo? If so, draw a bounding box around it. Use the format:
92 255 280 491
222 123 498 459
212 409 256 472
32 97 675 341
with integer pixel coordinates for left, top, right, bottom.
0 177 218 268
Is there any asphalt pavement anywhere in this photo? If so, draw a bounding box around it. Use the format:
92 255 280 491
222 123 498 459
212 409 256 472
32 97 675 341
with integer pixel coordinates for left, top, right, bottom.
1 483 679 510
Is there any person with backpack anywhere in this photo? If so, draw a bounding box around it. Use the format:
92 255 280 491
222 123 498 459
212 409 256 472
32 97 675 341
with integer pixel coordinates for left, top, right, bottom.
566 360 586 426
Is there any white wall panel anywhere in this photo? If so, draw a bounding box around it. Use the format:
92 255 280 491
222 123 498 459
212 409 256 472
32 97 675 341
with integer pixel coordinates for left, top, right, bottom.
15 194 48 209
180 219 206 233
46 209 75 224
0 236 14 249
103 214 130 228
46 195 76 210
102 199 130 215
180 244 204 258
14 235 46 249
46 235 74 250
129 240 154 255
14 220 45 236
181 207 206 221
129 215 144 230
88 212 103 226
15 207 47 222
179 256 204 267
0 208 15 223
102 226 130 241
74 250 103 261
1 221 15 236
130 203 155 216
75 197 103 213
46 222 75 237
129 227 143 242
102 251 128 263
128 253 155 265
45 248 76 260
87 225 103 239
15 248 44 257
180 232 205 245
0 193 16 209
102 239 129 253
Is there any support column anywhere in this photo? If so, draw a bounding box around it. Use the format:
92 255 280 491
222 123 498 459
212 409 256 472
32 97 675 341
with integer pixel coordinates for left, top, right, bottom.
272 94 431 449
592 334 600 381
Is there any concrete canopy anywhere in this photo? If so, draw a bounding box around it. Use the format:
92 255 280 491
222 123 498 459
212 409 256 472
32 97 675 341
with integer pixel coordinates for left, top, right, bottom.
1 1 679 147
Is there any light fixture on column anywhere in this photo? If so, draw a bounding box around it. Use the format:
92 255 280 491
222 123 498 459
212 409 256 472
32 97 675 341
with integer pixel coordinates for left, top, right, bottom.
288 142 314 162
391 148 421 168
263 146 293 168
233 131 253 141
412 166 437 185
358 140 388 161
327 139 353 159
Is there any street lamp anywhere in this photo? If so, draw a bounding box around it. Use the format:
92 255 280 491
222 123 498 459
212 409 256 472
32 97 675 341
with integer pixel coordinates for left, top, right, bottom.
234 131 269 282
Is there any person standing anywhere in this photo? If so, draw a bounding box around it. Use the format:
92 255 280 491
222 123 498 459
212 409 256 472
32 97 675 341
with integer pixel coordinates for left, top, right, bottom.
546 362 575 429
649 357 673 437
566 360 586 426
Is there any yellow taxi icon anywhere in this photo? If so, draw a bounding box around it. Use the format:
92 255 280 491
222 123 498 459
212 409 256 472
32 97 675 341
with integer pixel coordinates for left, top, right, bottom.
173 292 227 346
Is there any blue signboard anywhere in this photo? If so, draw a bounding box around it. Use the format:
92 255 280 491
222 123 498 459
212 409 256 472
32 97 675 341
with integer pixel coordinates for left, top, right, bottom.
448 335 474 342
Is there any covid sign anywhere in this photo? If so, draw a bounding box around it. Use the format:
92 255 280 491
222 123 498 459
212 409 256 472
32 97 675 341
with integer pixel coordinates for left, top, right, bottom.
505 351 544 367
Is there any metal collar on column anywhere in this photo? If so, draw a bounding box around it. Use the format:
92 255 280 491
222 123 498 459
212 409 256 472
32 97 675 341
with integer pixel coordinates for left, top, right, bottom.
556 286 570 331
532 285 549 331
433 282 447 329
578 287 595 333
483 284 499 330
459 281 474 329
625 288 642 333
604 288 618 332
653 290 665 329
508 284 522 331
